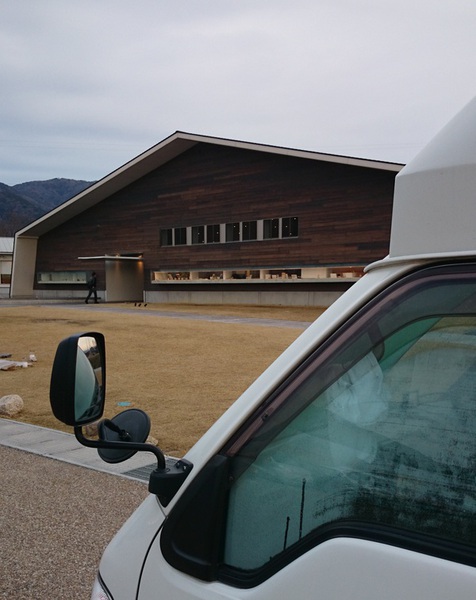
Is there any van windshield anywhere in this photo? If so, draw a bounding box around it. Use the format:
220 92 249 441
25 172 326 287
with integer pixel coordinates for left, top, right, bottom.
223 264 476 572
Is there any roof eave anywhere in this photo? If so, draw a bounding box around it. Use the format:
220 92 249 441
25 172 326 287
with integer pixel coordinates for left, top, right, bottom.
16 132 199 238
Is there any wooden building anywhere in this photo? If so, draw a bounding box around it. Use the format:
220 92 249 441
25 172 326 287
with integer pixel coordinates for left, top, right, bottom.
11 132 402 306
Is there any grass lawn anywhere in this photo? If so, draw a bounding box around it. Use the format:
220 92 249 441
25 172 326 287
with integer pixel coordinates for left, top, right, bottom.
0 303 324 456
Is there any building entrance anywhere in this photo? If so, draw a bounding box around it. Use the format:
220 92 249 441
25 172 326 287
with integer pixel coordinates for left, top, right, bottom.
105 257 143 302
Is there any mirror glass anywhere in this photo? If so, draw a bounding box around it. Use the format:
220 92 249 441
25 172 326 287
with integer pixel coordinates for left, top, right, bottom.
75 336 104 423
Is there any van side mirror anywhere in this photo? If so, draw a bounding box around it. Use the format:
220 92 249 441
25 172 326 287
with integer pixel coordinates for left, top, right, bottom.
49 332 193 505
50 332 106 426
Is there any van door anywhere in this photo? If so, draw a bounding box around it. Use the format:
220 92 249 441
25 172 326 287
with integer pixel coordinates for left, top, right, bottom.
140 262 476 599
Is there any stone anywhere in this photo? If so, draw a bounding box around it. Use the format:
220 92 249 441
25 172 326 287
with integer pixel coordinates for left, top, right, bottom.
83 421 99 438
146 435 159 447
0 394 24 417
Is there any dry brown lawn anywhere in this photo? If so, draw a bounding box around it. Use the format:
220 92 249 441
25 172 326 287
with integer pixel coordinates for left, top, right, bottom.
0 303 323 456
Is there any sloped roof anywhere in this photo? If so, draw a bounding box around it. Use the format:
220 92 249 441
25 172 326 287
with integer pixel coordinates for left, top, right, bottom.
17 131 403 239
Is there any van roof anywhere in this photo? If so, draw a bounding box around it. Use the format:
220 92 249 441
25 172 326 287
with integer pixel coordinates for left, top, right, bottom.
388 97 476 261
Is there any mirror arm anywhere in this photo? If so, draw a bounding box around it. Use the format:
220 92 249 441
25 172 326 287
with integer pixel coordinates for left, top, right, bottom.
74 426 166 470
149 459 193 506
101 418 132 441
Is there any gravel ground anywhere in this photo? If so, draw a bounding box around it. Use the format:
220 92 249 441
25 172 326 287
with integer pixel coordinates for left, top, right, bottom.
0 446 150 599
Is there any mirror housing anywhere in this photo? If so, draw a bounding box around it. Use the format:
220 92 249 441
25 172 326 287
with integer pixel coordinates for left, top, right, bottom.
50 332 106 426
97 409 151 463
49 331 193 505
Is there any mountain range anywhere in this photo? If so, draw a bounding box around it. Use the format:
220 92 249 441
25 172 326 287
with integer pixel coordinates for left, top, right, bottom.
0 178 94 236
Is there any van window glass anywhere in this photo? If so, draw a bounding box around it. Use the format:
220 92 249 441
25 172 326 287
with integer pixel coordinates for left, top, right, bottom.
223 266 476 572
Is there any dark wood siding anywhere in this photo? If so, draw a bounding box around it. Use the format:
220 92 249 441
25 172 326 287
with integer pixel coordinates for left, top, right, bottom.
35 143 396 290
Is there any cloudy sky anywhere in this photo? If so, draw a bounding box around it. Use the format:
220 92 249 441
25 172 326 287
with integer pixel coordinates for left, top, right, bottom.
1 1 474 185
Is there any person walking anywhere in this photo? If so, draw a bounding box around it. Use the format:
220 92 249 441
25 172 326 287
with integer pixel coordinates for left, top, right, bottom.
85 271 98 304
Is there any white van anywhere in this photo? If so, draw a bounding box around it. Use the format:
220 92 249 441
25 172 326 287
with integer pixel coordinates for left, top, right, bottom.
50 97 476 600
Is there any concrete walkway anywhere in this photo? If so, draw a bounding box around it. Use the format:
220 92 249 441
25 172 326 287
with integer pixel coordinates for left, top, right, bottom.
0 298 312 329
0 418 163 482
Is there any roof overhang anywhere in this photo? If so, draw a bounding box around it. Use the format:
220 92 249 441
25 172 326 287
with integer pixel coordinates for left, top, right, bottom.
16 131 404 240
78 255 143 261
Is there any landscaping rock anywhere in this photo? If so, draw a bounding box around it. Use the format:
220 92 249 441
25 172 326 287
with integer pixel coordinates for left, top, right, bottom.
146 435 159 447
84 421 99 438
0 394 24 416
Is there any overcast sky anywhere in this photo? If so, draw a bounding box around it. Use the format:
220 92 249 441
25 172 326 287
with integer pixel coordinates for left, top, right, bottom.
1 1 475 185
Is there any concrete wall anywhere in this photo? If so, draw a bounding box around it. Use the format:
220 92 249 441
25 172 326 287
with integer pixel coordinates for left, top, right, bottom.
144 288 344 308
33 288 97 300
10 237 38 298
